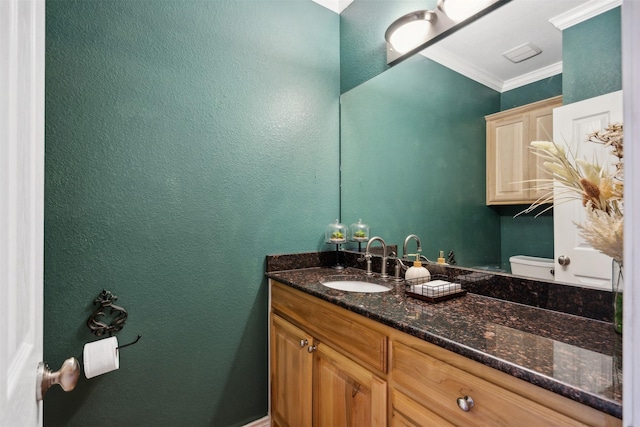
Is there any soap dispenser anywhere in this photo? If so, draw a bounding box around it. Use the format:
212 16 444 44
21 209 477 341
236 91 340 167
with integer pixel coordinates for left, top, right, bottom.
405 253 431 285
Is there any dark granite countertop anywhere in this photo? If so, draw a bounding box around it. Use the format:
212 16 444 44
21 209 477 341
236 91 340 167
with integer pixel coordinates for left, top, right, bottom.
266 261 622 419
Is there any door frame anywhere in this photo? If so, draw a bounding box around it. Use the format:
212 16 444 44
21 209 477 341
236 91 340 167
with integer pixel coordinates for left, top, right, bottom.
621 0 639 424
0 0 45 425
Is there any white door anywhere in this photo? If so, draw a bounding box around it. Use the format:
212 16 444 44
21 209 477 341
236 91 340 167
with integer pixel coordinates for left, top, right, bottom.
0 0 45 425
553 90 623 289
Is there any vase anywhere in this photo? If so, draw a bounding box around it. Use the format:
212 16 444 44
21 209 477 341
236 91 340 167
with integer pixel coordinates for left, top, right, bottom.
612 259 623 334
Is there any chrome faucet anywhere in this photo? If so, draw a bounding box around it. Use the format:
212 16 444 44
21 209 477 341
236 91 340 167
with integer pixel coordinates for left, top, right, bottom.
403 234 422 259
391 253 408 282
364 236 388 278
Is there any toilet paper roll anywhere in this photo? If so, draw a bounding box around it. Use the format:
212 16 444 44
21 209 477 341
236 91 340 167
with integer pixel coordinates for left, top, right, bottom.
83 336 119 379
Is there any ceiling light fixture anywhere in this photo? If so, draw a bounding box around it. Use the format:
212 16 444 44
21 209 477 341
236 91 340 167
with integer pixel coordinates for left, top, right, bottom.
437 0 491 22
385 10 437 55
384 0 511 66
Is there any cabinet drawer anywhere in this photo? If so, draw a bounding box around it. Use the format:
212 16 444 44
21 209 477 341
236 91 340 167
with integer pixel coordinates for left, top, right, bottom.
271 281 387 373
391 389 453 427
391 341 587 426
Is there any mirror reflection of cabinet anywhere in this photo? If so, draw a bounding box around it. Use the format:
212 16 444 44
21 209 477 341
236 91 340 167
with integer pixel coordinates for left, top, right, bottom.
486 96 562 205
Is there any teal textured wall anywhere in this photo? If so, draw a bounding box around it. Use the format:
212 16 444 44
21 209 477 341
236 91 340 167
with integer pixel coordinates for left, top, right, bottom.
341 56 501 266
563 7 621 105
500 74 562 111
340 0 432 94
44 1 339 426
495 206 554 271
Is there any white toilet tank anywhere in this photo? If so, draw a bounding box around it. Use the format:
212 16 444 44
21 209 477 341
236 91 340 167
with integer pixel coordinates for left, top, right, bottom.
509 255 554 281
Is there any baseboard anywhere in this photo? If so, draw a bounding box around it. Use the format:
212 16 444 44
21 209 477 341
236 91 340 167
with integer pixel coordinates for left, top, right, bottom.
243 415 270 427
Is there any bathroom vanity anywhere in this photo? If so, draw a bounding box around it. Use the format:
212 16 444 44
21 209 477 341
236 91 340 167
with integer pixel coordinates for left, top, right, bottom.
266 254 621 427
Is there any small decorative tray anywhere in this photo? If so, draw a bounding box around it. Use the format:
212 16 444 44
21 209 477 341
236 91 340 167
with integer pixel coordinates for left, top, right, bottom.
405 275 467 303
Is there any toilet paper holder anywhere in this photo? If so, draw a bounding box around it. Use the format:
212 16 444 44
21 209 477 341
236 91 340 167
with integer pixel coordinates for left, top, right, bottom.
87 289 128 337
118 334 142 350
87 290 142 350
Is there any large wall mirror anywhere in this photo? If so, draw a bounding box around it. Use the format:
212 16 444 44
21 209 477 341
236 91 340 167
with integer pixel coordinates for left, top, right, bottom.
339 0 622 286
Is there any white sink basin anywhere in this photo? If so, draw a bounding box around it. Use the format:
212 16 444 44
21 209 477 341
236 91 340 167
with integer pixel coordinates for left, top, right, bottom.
320 275 392 293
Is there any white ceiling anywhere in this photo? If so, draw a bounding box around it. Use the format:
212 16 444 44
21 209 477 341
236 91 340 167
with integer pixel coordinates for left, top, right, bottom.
313 0 620 92
420 0 621 92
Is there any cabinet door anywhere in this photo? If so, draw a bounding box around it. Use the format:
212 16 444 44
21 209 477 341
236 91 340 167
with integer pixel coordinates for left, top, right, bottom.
313 343 387 427
528 104 556 201
486 96 562 205
486 112 530 204
271 314 313 427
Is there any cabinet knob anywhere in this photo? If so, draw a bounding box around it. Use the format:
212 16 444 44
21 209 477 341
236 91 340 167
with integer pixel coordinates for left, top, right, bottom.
299 339 308 347
307 344 318 353
456 396 474 412
557 255 570 266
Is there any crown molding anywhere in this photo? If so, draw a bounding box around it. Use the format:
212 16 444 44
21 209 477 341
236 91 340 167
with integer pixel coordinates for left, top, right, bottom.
337 0 354 13
419 47 504 92
312 0 354 14
421 48 562 93
501 62 563 92
550 0 622 30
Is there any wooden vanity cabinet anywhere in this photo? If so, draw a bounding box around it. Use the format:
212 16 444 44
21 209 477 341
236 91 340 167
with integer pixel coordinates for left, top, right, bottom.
270 281 387 427
486 96 562 205
390 339 584 426
270 280 621 427
313 342 387 426
390 389 454 427
271 314 313 427
388 336 621 427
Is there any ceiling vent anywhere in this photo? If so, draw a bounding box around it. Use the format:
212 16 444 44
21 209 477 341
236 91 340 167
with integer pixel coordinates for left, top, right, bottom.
502 43 542 63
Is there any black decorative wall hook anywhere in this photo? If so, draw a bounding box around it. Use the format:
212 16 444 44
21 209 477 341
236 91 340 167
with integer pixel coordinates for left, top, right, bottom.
87 290 128 337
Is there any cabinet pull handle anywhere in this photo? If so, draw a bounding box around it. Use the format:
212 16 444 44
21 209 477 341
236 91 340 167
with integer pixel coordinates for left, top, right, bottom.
307 344 317 353
299 339 308 347
456 396 474 412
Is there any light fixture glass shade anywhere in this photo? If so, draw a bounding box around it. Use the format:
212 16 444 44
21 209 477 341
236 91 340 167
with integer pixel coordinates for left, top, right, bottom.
385 10 437 54
439 0 489 21
389 20 429 54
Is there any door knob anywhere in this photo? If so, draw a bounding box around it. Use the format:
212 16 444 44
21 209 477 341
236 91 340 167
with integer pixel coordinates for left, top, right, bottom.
36 357 80 401
557 255 570 266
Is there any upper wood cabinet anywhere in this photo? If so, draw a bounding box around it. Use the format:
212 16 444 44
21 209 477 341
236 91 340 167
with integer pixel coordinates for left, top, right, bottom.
486 96 562 205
